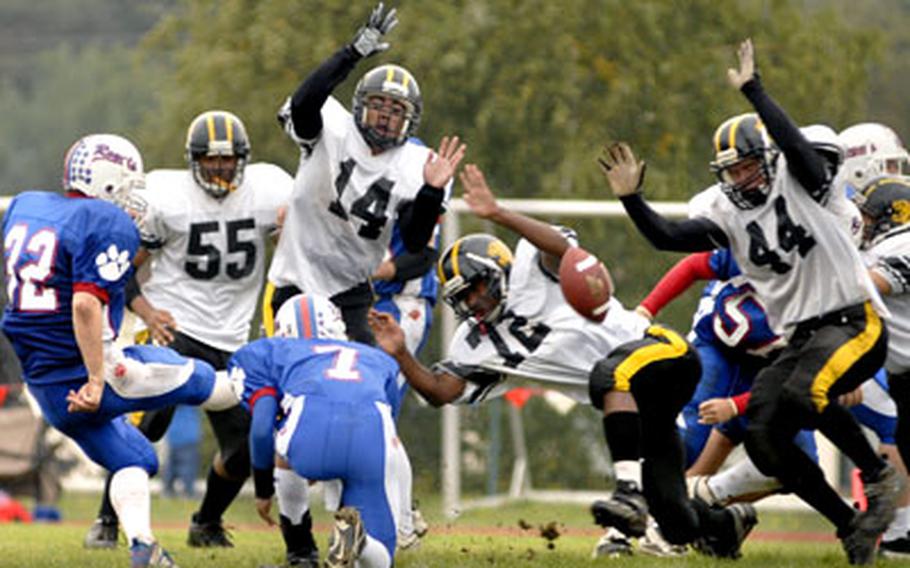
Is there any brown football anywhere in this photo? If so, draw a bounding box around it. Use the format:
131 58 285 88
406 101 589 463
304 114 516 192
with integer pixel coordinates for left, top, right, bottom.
558 247 613 322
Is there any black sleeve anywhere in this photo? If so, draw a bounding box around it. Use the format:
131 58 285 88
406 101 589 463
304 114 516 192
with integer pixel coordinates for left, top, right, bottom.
619 194 729 252
740 78 829 200
397 185 445 253
125 272 142 310
392 247 439 282
287 46 362 142
252 467 275 500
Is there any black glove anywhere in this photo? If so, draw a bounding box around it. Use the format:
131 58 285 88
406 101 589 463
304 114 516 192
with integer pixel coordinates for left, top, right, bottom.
350 2 398 58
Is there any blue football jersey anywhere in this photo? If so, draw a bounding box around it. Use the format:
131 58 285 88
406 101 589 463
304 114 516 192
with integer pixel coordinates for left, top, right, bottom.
230 337 402 418
690 249 782 355
2 192 139 383
372 220 441 303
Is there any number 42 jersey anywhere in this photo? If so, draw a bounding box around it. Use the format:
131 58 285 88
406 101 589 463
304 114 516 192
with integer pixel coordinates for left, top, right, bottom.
437 238 650 405
138 164 292 351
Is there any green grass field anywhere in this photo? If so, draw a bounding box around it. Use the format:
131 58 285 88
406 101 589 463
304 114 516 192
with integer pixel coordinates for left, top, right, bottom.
0 492 898 567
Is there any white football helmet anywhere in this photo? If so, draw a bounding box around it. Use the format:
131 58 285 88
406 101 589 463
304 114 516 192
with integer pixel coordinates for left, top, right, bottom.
274 293 348 341
62 134 145 206
838 123 910 198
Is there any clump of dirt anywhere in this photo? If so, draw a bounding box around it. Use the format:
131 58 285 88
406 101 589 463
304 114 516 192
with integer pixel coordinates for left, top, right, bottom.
539 521 561 542
517 518 533 531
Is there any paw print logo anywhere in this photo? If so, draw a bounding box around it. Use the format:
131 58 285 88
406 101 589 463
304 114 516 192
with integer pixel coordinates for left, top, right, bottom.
228 366 246 401
95 244 131 282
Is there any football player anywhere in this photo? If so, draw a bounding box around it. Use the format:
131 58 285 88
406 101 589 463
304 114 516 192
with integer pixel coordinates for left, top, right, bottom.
854 176 910 557
233 294 409 568
2 134 238 568
370 210 441 550
837 123 910 199
265 1 464 345
600 38 903 565
369 163 758 559
83 110 293 552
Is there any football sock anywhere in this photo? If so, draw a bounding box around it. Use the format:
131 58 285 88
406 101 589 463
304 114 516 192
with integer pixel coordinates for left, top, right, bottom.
707 456 782 503
818 403 886 477
196 466 244 523
393 442 415 536
603 413 642 488
97 472 117 523
884 506 910 541
275 468 309 523
358 534 391 568
110 466 152 544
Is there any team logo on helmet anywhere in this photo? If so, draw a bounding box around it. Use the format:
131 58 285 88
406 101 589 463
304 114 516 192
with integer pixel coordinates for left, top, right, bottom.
856 176 910 246
63 134 145 208
438 234 512 324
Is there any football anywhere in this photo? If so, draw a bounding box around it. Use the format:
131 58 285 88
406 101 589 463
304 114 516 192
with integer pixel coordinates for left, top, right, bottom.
558 247 613 322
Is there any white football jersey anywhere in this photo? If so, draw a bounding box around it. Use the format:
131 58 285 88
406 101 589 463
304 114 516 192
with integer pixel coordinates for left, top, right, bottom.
436 238 650 405
690 161 884 332
864 228 910 373
269 96 450 297
138 164 292 351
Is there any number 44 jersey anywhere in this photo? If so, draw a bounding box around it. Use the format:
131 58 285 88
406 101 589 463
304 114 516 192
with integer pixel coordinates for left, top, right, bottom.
138 164 292 351
437 238 650 405
688 178 884 332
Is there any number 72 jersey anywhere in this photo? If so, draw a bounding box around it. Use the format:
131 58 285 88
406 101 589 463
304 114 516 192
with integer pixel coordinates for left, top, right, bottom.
2 191 139 383
436 239 650 405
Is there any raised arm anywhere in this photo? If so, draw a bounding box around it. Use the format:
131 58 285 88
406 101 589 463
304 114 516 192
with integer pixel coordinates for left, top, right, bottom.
283 3 398 142
598 142 728 252
459 164 570 272
727 39 829 198
638 252 716 319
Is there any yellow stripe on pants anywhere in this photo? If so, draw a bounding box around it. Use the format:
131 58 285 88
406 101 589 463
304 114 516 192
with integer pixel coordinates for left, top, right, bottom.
810 302 882 412
613 325 689 392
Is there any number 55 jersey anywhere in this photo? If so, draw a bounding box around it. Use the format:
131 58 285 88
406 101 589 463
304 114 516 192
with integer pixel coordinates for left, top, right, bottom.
436 237 650 405
138 164 292 351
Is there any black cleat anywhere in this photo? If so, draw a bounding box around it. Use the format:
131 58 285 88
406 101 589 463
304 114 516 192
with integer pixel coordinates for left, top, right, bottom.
840 514 879 566
187 513 233 548
590 481 649 538
84 517 120 549
861 463 905 535
693 502 758 559
880 534 910 559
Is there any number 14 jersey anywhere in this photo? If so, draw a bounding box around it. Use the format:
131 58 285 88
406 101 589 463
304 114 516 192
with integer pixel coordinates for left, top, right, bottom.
269 96 448 297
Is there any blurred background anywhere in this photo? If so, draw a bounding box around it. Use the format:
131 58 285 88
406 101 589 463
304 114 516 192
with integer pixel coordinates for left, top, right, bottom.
1 0 907 500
